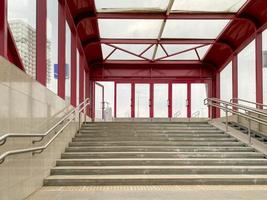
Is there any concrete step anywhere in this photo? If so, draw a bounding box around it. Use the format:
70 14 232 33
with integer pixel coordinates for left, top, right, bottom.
50 166 267 175
80 127 218 131
61 152 264 159
69 141 244 147
72 137 237 142
56 158 267 167
44 174 267 186
79 130 224 134
76 133 228 138
66 146 254 153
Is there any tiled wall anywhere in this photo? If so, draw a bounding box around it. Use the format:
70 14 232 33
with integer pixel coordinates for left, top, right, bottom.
0 57 78 200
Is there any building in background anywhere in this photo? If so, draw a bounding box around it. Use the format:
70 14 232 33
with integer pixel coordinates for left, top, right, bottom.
9 20 51 84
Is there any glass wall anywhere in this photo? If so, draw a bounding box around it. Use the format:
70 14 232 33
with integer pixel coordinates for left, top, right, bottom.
220 62 232 116
65 22 71 102
47 0 58 94
172 84 187 118
76 50 80 105
238 40 256 106
191 83 208 118
8 0 37 79
135 84 150 118
154 84 168 118
117 84 131 118
263 30 267 105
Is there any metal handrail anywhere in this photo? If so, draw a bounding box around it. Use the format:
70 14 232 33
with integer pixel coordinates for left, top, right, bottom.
204 98 267 144
230 98 267 109
0 99 89 146
192 111 200 118
0 99 90 164
174 111 181 118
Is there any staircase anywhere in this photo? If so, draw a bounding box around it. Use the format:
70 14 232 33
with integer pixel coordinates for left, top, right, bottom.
44 122 267 186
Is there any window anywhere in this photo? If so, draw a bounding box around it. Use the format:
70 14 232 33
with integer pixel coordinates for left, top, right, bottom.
8 0 37 79
65 22 71 103
47 0 58 94
220 62 232 116
238 40 256 106
76 49 80 106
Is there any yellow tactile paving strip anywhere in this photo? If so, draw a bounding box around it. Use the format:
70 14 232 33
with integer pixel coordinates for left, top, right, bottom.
40 185 267 192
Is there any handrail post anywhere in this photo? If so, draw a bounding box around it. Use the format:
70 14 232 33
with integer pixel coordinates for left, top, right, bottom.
248 119 252 144
225 104 229 132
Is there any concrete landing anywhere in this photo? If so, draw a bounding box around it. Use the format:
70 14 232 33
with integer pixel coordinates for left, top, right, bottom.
26 186 267 200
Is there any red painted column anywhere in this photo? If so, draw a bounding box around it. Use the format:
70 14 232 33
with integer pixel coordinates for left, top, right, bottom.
232 55 238 104
131 83 135 118
58 0 66 99
187 83 191 118
150 83 154 118
256 33 263 107
0 0 8 58
36 0 47 85
70 34 77 106
114 82 117 118
168 83 172 118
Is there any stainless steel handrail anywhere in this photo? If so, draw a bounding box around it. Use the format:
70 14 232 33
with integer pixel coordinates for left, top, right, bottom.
174 111 181 118
204 98 267 144
0 99 90 164
0 99 90 146
230 98 267 109
192 111 200 118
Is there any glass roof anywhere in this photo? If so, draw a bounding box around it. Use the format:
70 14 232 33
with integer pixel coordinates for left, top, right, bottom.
99 19 163 39
96 0 246 61
95 0 169 12
171 0 247 13
162 20 230 39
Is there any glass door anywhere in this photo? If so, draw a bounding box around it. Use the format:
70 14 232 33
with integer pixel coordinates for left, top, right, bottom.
191 83 209 118
154 84 168 118
135 84 150 118
172 84 188 118
116 83 131 118
95 83 104 121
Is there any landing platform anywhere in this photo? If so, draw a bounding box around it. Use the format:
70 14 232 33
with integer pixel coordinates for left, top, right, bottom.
26 185 267 200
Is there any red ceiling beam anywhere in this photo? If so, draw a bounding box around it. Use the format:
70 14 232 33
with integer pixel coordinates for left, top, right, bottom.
101 60 203 65
97 12 235 20
101 39 215 45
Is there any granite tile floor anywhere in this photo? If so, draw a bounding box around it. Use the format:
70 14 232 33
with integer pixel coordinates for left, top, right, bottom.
26 185 267 200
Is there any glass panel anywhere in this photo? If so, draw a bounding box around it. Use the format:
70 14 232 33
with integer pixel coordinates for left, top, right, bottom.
238 40 256 107
101 44 115 59
172 84 187 118
162 50 198 60
135 84 150 118
95 84 104 120
172 0 247 13
113 44 151 55
143 45 156 59
220 62 232 117
162 20 230 39
47 0 58 94
76 50 80 106
98 19 163 39
117 84 131 118
155 45 167 59
95 0 169 12
197 45 211 59
163 44 200 55
65 22 71 103
262 30 267 105
8 0 37 79
98 82 114 119
108 49 144 60
191 83 208 118
154 84 168 118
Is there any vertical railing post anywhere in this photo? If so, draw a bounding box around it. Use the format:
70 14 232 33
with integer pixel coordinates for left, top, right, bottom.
225 104 229 132
248 119 251 144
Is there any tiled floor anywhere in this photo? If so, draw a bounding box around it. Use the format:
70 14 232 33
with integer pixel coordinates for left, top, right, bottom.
26 186 267 200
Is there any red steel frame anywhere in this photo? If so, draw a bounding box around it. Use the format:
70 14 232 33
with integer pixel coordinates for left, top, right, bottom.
3 0 267 120
0 0 7 58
